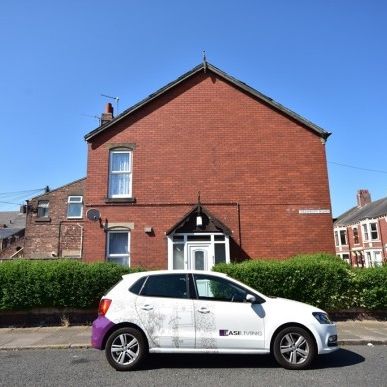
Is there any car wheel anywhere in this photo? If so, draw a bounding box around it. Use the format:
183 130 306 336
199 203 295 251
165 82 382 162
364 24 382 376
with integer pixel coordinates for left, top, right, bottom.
105 327 147 371
273 326 316 370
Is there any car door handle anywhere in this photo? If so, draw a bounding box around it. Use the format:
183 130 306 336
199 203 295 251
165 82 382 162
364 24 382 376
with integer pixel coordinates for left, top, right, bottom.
197 307 210 314
140 304 153 311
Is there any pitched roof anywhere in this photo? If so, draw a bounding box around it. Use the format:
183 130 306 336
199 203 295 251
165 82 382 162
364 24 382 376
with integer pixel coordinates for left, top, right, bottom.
29 177 86 201
84 62 331 142
0 211 26 240
0 211 26 228
166 204 232 236
334 196 387 226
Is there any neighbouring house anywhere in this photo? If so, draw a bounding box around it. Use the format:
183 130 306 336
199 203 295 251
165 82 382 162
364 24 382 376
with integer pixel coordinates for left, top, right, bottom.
83 61 334 269
334 190 387 267
0 211 26 258
23 178 85 259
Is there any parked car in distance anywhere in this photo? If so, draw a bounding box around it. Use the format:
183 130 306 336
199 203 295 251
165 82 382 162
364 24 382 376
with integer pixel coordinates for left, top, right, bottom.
91 270 338 370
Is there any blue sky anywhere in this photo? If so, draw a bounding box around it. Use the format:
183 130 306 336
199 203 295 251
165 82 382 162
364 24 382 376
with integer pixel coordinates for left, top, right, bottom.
1 0 386 217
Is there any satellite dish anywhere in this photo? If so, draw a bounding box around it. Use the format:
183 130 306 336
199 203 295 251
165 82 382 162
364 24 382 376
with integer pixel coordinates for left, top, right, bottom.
87 208 101 221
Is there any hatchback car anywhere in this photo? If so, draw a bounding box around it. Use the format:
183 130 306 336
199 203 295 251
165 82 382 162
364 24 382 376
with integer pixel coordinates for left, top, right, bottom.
91 270 338 370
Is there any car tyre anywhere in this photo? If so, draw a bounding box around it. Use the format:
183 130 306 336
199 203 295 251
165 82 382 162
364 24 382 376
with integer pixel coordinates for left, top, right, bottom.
273 326 316 370
105 327 147 371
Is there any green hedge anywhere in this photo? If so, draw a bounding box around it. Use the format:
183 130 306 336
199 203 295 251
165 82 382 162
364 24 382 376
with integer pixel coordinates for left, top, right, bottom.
0 260 139 310
214 254 386 311
351 266 387 310
0 256 386 312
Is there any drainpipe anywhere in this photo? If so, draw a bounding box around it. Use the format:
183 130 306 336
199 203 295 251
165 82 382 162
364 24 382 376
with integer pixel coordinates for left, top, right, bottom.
237 202 242 248
346 226 352 267
378 218 386 262
77 223 84 259
57 221 63 257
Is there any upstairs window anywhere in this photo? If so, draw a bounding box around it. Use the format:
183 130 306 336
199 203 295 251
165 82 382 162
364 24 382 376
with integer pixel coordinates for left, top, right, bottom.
334 231 339 246
339 230 347 245
67 196 83 219
109 150 132 198
370 223 378 240
37 201 49 218
362 222 379 241
353 227 359 244
362 224 369 241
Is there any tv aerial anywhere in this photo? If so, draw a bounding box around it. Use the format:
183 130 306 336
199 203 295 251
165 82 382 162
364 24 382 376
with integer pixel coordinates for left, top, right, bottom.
101 94 120 114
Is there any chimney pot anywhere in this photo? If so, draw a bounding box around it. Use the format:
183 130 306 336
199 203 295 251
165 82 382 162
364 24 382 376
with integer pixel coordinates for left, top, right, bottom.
105 102 113 114
357 189 371 208
101 103 114 125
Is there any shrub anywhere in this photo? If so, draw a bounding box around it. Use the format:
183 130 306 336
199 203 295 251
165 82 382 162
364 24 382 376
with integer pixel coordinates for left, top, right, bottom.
351 266 387 310
0 260 141 310
214 254 354 311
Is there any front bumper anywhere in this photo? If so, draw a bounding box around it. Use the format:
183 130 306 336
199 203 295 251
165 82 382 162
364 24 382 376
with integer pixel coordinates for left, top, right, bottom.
91 316 115 349
317 324 339 354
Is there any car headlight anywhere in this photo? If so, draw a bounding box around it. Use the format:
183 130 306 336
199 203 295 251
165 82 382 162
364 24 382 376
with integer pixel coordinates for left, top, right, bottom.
312 312 332 324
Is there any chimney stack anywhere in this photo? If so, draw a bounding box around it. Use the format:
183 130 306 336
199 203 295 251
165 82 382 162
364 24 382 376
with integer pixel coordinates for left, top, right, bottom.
101 103 114 125
357 189 371 208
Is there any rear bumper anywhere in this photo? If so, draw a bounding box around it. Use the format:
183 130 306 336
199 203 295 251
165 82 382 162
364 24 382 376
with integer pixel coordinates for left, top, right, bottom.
91 316 115 349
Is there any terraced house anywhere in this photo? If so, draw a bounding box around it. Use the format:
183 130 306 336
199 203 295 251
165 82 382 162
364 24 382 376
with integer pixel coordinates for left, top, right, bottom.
334 189 387 267
82 61 334 269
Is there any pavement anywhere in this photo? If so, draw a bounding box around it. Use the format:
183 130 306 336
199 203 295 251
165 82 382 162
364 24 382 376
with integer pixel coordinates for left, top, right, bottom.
0 321 386 350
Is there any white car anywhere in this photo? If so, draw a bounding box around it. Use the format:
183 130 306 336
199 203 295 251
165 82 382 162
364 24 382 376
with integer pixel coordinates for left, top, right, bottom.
91 270 338 370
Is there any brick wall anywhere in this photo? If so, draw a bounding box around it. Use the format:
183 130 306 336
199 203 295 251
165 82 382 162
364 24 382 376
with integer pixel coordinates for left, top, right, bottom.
24 179 85 258
84 70 334 266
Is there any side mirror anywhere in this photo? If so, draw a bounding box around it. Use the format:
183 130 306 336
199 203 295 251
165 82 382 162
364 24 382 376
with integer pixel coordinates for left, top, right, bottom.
246 294 257 303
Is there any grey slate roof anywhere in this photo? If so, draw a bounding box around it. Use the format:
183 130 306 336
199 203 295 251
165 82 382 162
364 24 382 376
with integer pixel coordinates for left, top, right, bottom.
0 211 26 240
84 62 331 142
334 197 387 226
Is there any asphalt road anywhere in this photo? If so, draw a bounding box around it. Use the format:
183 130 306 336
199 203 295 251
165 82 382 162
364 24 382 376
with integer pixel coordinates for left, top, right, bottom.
0 346 386 387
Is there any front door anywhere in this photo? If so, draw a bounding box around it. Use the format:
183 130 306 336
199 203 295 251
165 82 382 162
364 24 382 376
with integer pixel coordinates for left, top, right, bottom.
187 244 211 271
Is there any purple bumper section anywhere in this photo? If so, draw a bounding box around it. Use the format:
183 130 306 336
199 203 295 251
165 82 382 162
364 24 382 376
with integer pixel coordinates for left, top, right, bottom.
91 316 115 349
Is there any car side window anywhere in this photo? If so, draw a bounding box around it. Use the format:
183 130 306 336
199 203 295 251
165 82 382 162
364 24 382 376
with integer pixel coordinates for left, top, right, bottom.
140 274 188 299
129 276 147 295
194 274 248 302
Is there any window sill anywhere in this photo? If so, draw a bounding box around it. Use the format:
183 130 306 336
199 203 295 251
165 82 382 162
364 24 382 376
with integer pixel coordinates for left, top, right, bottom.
104 197 136 204
35 218 51 223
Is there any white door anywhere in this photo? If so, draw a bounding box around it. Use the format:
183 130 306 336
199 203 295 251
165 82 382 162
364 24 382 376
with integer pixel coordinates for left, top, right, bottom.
188 244 211 271
192 274 265 350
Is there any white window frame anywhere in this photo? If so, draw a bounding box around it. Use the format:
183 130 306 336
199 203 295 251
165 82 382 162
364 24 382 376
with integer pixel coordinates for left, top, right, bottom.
167 233 230 270
361 220 379 242
67 196 83 219
333 227 348 248
37 200 49 218
106 229 130 266
362 249 383 267
334 231 339 247
109 149 133 198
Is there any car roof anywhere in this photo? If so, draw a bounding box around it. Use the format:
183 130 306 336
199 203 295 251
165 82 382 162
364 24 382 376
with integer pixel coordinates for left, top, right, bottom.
122 270 229 281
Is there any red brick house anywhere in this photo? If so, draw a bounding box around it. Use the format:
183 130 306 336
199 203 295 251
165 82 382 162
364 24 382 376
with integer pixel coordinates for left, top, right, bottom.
334 190 387 267
82 62 334 269
24 178 85 258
